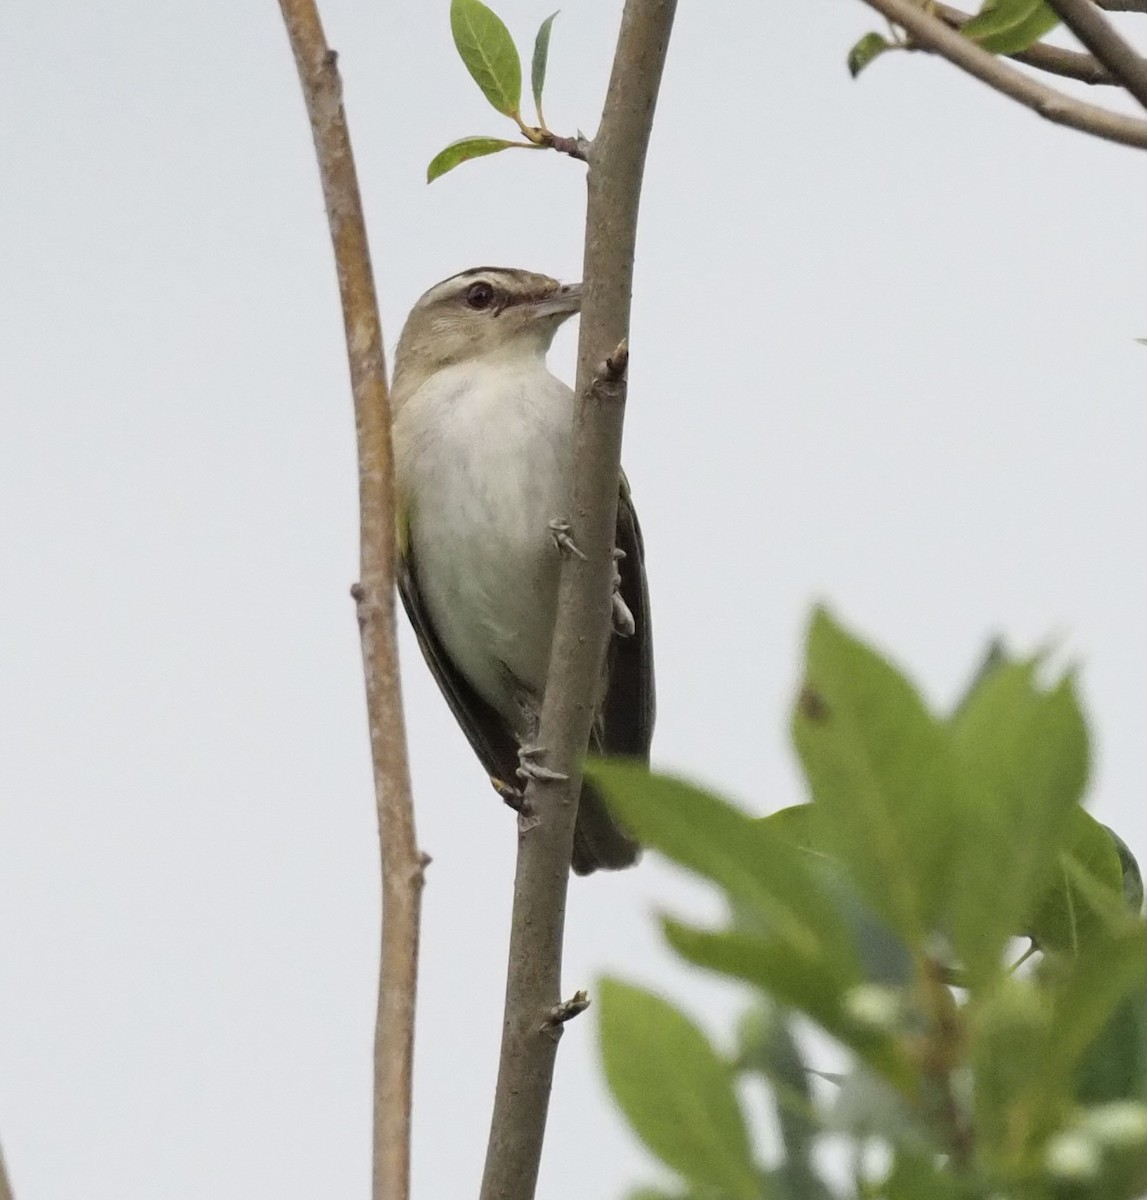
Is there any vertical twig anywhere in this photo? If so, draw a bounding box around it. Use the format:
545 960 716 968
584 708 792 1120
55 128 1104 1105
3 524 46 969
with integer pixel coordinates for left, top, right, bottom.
0 1140 13 1200
478 4 677 1199
1043 0 1147 107
277 6 423 1200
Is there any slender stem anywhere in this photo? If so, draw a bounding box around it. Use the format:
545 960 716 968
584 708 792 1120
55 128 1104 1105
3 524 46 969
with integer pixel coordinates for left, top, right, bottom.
277 6 423 1200
1095 0 1147 13
860 0 1147 148
933 2 1115 83
1043 0 1147 107
0 1140 13 1200
477 3 677 1198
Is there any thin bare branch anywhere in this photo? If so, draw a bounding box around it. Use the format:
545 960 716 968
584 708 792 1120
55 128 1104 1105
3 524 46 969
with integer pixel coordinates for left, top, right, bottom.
1095 0 1147 13
1044 0 1147 106
0 1140 13 1200
277 6 423 1200
933 2 1116 83
477 3 677 1199
861 0 1147 147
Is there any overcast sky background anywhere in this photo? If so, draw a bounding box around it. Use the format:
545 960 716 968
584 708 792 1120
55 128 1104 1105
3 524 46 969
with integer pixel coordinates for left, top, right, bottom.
0 1 1144 1197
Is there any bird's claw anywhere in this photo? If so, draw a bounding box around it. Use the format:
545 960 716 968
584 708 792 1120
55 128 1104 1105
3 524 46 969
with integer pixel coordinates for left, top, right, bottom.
610 546 634 636
548 518 587 561
517 744 569 783
612 592 636 638
492 776 530 813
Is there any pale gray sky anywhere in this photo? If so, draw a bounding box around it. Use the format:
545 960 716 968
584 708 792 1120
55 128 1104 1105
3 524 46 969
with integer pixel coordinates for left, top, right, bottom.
1 1 1144 1197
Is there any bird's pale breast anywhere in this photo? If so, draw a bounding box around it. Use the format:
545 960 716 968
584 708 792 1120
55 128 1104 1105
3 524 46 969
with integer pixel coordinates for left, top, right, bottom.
394 357 574 731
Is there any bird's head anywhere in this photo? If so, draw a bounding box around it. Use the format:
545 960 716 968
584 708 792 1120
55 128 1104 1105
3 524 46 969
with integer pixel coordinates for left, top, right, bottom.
392 267 582 405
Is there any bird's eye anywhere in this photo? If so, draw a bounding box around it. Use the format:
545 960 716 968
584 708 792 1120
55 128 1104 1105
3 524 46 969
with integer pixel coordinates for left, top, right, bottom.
464 281 496 310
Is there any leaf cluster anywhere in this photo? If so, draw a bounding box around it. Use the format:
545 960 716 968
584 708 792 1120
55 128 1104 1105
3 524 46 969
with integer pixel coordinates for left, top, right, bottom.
428 0 565 182
591 609 1145 1200
848 0 1060 77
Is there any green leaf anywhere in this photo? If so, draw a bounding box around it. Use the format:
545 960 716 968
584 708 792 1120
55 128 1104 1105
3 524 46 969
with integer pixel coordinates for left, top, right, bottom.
737 1004 815 1155
426 136 521 182
960 0 1060 54
972 925 1147 1166
1076 986 1147 1105
971 977 1059 1166
531 11 558 122
1027 809 1126 953
450 0 522 117
760 807 916 987
831 1067 940 1155
948 660 1089 984
598 979 761 1200
589 761 860 969
1105 826 1144 912
664 920 916 1090
951 636 1009 719
792 607 958 949
883 1150 981 1199
1045 924 1147 1081
737 1005 835 1200
847 32 892 78
757 803 828 856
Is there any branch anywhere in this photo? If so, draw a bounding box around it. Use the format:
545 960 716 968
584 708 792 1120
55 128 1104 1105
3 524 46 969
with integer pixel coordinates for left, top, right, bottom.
277 6 423 1200
1043 0 1147 106
0 1140 13 1200
478 3 677 1199
1095 0 1147 13
860 0 1147 147
933 2 1116 83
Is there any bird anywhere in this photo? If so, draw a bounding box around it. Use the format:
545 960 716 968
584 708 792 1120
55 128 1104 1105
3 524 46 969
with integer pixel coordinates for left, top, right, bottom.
390 266 655 875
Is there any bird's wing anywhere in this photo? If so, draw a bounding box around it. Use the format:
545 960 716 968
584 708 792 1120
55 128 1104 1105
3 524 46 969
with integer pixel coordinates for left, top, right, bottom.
397 543 521 789
598 475 656 761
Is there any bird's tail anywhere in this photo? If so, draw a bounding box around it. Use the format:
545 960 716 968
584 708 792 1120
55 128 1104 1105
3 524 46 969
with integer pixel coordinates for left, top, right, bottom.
571 778 640 875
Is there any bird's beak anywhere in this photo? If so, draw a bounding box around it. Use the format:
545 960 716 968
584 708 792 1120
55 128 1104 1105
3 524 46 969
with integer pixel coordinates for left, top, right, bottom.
527 281 582 320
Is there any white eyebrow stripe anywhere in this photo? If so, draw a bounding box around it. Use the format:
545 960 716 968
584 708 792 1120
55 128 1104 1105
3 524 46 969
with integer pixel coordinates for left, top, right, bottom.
418 268 522 308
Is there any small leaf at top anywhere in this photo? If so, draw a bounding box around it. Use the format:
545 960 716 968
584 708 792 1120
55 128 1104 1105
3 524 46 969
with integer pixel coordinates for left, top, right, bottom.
960 0 1060 55
427 136 521 182
847 32 892 78
598 979 760 1200
450 0 523 117
532 11 559 123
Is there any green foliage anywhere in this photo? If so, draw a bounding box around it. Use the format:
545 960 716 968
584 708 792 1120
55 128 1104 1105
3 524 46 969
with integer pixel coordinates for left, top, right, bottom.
960 0 1060 54
947 657 1089 984
431 1 565 181
598 979 760 1200
531 11 559 124
793 608 958 949
426 136 523 182
449 0 521 117
592 608 1145 1199
847 32 893 78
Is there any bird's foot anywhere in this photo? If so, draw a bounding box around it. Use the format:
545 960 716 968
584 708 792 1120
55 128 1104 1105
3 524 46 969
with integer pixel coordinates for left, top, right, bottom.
492 777 541 832
612 592 636 637
610 547 635 636
517 743 569 783
548 518 587 561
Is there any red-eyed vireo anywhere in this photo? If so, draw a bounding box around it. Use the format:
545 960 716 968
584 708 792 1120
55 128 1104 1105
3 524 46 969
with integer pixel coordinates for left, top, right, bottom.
391 267 655 874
